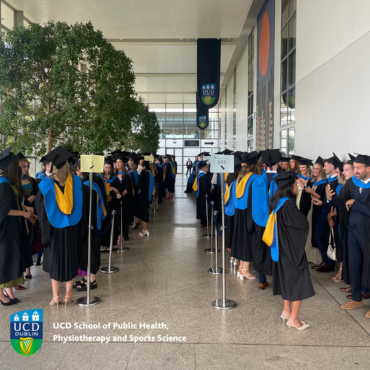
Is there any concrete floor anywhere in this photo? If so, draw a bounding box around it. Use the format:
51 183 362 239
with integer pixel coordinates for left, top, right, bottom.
1 175 370 369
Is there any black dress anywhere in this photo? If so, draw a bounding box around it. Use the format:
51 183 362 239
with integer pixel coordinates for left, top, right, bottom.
164 163 174 193
310 182 327 248
35 180 80 282
121 174 134 239
0 181 33 284
273 199 315 301
135 170 150 223
196 173 211 225
156 166 165 202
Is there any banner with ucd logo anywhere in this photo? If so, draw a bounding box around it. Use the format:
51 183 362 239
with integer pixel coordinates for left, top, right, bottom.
197 39 221 109
196 92 209 130
10 309 43 356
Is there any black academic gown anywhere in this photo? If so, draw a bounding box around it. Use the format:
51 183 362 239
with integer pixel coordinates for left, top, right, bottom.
135 170 150 223
122 173 134 225
79 184 101 275
273 199 315 301
247 179 272 276
337 178 370 288
196 173 211 224
164 163 174 193
0 182 33 284
156 166 165 202
35 180 80 282
101 177 122 247
298 182 312 218
310 181 327 248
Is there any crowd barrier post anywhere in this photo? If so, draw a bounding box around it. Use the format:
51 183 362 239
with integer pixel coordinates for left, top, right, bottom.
212 174 236 310
76 171 101 306
208 210 222 275
204 201 215 253
100 210 119 274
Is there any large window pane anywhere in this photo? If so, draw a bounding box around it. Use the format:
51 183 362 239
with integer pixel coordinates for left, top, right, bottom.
288 87 296 124
281 25 288 59
281 94 288 126
1 2 14 30
289 0 297 17
288 127 295 155
288 49 296 86
282 0 289 26
281 58 288 92
288 13 296 52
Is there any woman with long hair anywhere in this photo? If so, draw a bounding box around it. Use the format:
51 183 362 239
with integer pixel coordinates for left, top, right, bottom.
265 170 314 330
18 155 40 280
0 149 35 305
155 156 165 203
290 158 300 174
128 156 140 229
164 155 175 199
301 157 326 265
295 158 313 217
35 147 82 307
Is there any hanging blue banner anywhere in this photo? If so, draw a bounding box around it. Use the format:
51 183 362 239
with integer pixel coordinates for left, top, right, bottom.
197 39 221 109
196 92 209 130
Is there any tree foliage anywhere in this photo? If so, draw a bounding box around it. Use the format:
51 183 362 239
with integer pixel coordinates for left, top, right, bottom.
0 21 160 155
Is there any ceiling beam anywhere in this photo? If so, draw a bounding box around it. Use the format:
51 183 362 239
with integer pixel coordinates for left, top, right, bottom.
108 38 238 47
135 73 225 78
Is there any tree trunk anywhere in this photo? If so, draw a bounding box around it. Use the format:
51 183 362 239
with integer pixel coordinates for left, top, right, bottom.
47 129 53 153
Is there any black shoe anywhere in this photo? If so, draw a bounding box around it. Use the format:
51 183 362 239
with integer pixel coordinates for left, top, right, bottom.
35 256 41 266
0 298 16 306
317 264 335 273
25 275 32 279
76 281 97 292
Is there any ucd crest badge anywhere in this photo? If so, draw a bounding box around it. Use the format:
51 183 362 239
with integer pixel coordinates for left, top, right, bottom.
11 309 43 356
198 116 208 129
201 84 217 106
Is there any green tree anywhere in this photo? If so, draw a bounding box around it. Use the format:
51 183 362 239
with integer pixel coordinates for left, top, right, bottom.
125 98 161 153
0 21 137 155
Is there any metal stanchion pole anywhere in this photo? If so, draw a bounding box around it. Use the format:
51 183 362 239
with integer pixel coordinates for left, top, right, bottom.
76 172 100 306
204 202 215 253
100 210 119 274
202 194 210 238
118 201 129 252
212 175 236 310
208 210 222 275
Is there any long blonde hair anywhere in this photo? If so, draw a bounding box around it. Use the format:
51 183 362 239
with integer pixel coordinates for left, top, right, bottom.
19 158 31 182
237 161 262 183
312 164 325 182
52 161 70 186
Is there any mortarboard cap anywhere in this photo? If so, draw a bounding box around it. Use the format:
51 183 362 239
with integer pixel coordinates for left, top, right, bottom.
280 156 290 163
141 153 150 156
354 154 370 166
298 157 313 166
41 146 75 172
274 170 297 189
198 161 208 170
17 152 27 160
347 153 356 165
234 156 242 172
104 158 114 166
315 156 324 167
232 151 244 157
221 149 233 155
241 151 260 166
70 151 79 158
0 147 15 171
261 149 281 167
332 152 343 170
143 161 150 168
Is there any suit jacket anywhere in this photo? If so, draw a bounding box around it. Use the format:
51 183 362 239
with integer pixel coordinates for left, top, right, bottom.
186 161 193 168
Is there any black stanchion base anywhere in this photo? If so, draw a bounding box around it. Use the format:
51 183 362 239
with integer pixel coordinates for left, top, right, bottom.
100 266 120 274
76 296 101 306
204 248 220 253
202 234 210 238
207 267 222 275
212 299 237 310
118 247 130 252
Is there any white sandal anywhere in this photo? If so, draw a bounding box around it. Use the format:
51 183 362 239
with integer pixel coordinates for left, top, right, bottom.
138 229 149 237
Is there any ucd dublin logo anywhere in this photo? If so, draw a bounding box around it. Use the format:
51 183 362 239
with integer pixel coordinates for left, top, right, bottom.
11 309 43 356
198 116 208 129
201 84 217 105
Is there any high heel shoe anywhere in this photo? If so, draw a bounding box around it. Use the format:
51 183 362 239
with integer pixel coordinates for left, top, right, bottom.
230 257 234 265
132 223 139 230
280 311 290 324
286 318 310 330
233 259 238 266
3 290 19 304
63 295 71 306
240 269 256 280
138 229 149 237
50 296 60 307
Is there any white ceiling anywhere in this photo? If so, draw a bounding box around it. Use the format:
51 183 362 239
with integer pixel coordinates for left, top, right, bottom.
8 0 253 103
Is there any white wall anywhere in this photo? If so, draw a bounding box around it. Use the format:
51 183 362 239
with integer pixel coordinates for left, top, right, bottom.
220 94 225 150
295 0 370 160
226 73 234 150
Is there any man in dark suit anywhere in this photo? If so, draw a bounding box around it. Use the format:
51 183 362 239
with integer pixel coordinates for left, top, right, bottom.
186 158 193 176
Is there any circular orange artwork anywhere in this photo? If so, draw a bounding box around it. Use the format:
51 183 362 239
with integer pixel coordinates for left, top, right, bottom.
259 12 270 77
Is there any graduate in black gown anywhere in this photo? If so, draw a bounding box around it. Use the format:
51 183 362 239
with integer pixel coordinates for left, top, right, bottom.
135 161 154 237
129 155 140 229
0 148 35 305
164 155 175 198
155 156 165 203
264 171 315 330
193 161 211 227
335 154 370 316
74 172 107 291
295 157 314 217
101 157 122 250
35 147 82 307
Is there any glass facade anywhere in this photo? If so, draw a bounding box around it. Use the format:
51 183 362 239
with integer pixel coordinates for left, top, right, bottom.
247 28 255 152
149 104 220 174
233 68 236 150
280 0 296 155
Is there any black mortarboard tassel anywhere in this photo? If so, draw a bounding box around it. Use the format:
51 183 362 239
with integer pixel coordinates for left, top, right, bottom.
0 147 15 171
262 149 281 167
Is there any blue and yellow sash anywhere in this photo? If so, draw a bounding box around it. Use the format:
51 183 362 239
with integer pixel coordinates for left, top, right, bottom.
39 174 83 228
132 170 139 186
0 176 10 185
95 173 112 203
193 172 206 198
83 181 107 230
269 173 279 200
297 174 311 181
336 183 343 195
225 180 236 216
262 197 289 262
149 171 155 201
252 171 270 227
106 176 118 184
313 178 327 186
167 162 176 179
235 173 257 210
328 176 338 183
